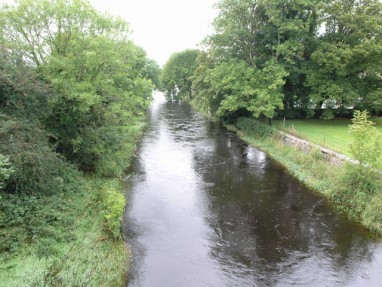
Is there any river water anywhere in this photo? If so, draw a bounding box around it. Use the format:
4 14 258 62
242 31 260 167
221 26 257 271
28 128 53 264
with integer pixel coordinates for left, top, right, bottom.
124 96 382 287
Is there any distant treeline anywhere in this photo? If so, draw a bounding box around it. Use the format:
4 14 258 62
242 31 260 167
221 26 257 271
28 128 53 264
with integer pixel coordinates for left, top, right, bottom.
161 0 382 122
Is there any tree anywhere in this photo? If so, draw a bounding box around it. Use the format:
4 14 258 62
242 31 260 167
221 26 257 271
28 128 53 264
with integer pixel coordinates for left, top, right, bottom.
1 0 129 66
192 0 382 121
207 0 263 66
1 0 156 176
143 59 162 90
161 49 199 101
200 59 286 120
305 0 382 117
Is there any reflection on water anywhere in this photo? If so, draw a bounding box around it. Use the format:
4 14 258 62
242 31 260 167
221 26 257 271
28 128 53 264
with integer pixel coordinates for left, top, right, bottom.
124 100 382 287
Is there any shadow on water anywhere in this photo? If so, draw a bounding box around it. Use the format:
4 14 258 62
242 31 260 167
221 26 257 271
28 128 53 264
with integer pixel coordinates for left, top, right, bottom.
124 101 382 287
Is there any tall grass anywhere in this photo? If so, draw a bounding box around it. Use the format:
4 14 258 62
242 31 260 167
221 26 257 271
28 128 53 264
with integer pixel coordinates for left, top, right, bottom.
0 177 130 287
0 119 146 286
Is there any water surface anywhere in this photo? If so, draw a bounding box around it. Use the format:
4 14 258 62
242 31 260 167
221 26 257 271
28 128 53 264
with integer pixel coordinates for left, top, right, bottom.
124 98 382 287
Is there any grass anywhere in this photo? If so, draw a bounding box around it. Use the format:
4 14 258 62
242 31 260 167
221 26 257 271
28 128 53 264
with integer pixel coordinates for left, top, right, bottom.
273 117 382 157
0 177 130 287
0 119 146 287
228 118 382 237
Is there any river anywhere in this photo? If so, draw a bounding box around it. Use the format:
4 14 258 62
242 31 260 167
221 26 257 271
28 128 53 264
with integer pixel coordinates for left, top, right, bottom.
124 95 382 287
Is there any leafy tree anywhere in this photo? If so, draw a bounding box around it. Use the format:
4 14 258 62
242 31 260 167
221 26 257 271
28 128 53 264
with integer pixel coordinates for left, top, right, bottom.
207 0 263 66
1 0 129 66
143 59 162 90
1 0 156 175
200 59 286 120
191 0 382 121
306 0 382 117
161 49 199 101
191 51 218 113
0 48 53 121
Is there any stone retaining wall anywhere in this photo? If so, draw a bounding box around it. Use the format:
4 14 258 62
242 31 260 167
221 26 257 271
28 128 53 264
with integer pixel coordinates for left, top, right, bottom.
280 132 358 166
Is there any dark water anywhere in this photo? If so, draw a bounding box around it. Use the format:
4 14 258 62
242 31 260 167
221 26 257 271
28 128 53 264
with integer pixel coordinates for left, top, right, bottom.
124 97 382 287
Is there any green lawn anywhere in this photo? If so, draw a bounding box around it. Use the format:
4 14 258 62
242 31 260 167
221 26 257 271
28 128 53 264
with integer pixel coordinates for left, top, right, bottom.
273 117 382 157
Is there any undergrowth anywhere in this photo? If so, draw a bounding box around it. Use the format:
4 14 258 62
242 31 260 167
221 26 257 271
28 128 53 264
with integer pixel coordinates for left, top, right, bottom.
0 120 146 286
0 176 130 287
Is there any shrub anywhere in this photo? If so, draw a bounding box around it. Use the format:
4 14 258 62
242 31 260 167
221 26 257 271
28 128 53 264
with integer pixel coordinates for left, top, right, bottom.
236 117 274 138
99 182 126 240
0 115 79 195
0 154 14 191
349 110 382 171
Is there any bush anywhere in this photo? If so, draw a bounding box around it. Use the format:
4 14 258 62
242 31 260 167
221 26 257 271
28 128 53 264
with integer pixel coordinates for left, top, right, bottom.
236 117 274 138
99 181 126 240
349 110 382 171
0 154 14 191
330 163 382 234
0 115 79 195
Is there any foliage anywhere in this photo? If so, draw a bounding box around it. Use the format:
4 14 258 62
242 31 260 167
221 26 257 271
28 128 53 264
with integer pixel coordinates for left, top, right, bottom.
349 110 382 170
0 177 130 287
42 33 153 174
99 181 126 240
1 0 156 174
0 154 13 191
0 116 79 196
188 0 382 121
305 0 382 115
236 117 274 138
161 49 199 101
143 59 162 90
206 59 287 119
0 0 152 285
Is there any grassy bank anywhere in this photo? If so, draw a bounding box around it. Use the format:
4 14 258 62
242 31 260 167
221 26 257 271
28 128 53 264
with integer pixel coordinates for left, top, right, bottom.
273 117 382 157
0 121 146 287
228 118 382 236
0 178 129 287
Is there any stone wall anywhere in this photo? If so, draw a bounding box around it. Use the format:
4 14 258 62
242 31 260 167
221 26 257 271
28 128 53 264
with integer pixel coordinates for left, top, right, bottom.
280 132 358 166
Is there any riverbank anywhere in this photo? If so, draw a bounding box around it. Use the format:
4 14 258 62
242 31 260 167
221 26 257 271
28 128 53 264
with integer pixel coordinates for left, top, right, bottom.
0 121 146 287
226 117 382 237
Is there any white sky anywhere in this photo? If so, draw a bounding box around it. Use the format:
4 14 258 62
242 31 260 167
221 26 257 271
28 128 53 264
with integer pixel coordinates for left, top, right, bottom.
90 0 218 66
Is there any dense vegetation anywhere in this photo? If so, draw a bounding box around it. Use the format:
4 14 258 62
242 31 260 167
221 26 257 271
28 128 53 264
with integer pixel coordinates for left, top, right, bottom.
0 0 158 285
161 0 382 121
160 49 198 101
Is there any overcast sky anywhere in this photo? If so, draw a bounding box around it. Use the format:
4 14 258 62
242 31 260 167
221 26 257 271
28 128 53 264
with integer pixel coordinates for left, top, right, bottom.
90 0 218 66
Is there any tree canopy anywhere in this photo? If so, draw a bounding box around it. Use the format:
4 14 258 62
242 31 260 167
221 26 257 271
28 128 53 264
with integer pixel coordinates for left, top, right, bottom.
160 49 199 101
163 0 382 122
0 0 160 190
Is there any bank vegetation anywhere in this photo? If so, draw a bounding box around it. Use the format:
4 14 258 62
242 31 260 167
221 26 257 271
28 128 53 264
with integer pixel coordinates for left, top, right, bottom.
0 0 159 286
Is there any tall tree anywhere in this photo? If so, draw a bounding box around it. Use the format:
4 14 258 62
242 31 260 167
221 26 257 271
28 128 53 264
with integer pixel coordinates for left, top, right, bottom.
161 49 199 101
1 0 157 175
305 0 382 117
